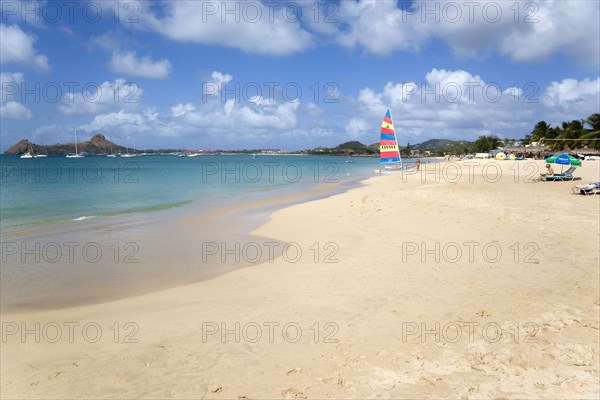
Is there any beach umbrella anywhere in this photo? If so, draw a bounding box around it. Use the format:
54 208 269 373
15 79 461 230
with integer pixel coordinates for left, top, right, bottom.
545 153 582 172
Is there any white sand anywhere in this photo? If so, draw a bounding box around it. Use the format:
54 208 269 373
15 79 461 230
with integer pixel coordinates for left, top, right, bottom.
2 159 599 399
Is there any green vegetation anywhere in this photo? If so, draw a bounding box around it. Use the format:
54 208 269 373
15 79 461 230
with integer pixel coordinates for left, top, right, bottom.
523 113 600 150
304 141 378 156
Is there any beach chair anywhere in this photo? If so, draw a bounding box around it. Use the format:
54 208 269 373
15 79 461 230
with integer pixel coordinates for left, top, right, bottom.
542 166 579 181
572 182 600 195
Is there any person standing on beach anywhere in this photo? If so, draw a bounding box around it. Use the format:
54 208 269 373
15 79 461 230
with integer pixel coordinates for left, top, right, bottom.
416 159 421 171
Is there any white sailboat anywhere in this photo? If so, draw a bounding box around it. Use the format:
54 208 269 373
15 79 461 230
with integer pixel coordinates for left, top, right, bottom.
120 138 138 157
35 137 48 157
20 143 34 159
107 136 117 157
66 131 85 158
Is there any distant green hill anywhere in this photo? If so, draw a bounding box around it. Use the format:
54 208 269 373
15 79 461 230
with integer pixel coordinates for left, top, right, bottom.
5 134 129 155
411 139 471 150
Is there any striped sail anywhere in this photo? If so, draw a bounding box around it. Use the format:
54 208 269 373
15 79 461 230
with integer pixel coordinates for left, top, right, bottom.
379 109 401 164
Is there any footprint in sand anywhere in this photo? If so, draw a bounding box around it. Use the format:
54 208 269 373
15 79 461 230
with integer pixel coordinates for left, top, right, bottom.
281 388 307 399
286 368 302 376
48 371 65 379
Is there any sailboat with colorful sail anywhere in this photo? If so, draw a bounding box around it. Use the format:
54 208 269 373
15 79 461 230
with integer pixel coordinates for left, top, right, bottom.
376 109 403 173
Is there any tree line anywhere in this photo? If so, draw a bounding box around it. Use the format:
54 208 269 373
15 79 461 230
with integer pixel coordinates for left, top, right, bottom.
420 113 600 156
523 113 600 151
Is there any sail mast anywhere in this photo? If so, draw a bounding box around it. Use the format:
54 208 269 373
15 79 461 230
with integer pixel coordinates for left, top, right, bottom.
389 109 402 168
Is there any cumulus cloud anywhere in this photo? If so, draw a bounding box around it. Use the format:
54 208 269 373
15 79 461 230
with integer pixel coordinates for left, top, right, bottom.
544 78 600 105
210 71 233 86
132 0 313 55
1 101 33 120
542 78 600 120
332 0 599 65
0 24 50 72
82 109 146 131
345 118 370 138
353 69 599 142
1 71 33 119
0 71 25 100
109 51 171 79
171 102 196 117
59 79 143 116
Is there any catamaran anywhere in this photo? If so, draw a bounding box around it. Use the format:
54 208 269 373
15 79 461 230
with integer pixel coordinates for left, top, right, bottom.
375 109 404 173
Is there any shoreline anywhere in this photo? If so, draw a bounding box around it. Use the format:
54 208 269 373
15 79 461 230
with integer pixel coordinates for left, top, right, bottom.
2 159 598 398
0 167 371 313
1 157 441 312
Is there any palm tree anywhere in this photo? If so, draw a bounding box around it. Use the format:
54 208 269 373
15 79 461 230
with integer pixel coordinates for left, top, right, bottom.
584 113 600 132
582 113 600 149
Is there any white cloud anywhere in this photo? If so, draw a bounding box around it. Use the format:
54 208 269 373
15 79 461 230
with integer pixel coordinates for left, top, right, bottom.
0 24 50 72
181 99 299 131
0 71 24 100
59 79 143 116
544 78 600 104
499 1 600 64
82 110 146 132
171 102 196 117
335 0 426 55
345 118 369 138
353 69 599 142
210 71 233 86
1 71 33 119
1 101 33 120
133 0 313 55
542 78 600 120
109 51 171 79
332 0 599 65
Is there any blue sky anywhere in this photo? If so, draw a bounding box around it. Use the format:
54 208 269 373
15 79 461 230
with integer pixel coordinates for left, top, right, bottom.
1 0 599 151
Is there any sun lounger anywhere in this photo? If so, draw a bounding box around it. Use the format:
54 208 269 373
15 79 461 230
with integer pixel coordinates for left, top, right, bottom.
572 182 600 195
542 166 580 181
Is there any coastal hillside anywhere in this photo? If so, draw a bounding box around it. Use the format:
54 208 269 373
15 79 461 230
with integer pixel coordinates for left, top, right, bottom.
4 134 128 155
411 139 472 150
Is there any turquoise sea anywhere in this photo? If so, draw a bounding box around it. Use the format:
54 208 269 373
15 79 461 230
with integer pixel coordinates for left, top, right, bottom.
0 154 391 230
1 154 436 310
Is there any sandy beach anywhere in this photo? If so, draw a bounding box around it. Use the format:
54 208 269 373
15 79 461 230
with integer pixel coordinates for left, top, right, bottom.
2 159 599 399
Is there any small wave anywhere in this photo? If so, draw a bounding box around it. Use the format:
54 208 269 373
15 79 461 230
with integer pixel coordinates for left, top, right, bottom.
72 215 96 221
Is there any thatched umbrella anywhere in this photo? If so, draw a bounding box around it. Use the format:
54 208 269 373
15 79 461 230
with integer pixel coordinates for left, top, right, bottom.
571 147 600 155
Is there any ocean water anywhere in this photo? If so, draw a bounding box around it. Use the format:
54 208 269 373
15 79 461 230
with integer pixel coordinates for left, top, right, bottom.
1 154 435 310
0 154 387 230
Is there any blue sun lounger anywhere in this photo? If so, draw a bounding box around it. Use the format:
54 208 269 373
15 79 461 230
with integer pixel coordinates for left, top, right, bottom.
542 166 579 181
